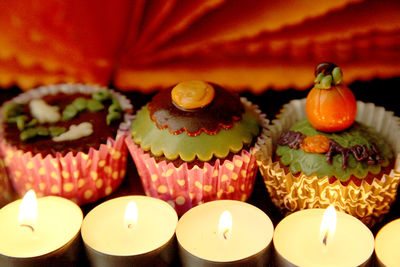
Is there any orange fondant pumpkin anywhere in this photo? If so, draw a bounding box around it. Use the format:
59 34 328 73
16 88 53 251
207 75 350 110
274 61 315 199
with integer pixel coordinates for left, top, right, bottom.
305 63 356 132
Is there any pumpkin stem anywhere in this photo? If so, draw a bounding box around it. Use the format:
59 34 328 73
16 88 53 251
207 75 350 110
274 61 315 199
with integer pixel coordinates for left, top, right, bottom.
314 62 337 76
332 67 342 85
314 62 342 89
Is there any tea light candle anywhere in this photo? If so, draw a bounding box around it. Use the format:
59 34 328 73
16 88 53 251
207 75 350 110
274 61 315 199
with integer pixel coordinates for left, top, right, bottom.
273 207 374 267
0 190 83 266
176 200 274 267
81 195 178 267
375 218 400 266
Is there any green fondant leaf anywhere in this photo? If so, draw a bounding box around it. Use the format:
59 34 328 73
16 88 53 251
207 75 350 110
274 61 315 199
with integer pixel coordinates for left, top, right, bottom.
106 111 122 125
87 99 104 112
72 97 87 112
26 118 37 128
36 126 49 136
20 128 38 141
49 126 67 137
92 90 111 102
16 115 28 131
62 105 78 121
3 102 24 120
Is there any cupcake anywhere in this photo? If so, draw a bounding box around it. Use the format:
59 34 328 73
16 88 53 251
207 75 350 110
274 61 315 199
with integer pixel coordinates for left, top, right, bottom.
256 63 400 227
126 80 268 215
0 84 133 205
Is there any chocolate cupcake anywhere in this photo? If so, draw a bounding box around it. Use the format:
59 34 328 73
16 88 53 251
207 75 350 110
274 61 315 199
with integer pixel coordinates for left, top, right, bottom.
256 63 400 227
126 80 268 215
0 84 133 205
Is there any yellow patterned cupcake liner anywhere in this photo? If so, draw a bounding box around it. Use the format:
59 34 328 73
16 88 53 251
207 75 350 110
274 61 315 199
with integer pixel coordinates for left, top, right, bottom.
256 99 400 227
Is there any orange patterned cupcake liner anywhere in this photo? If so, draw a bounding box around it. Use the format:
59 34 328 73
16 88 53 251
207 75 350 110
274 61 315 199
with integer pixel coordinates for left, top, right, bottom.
256 99 400 227
0 84 134 205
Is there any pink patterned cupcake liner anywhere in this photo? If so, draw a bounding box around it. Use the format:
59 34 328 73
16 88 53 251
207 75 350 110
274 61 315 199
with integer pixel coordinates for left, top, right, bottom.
0 158 15 208
0 84 134 205
127 137 258 215
126 97 268 215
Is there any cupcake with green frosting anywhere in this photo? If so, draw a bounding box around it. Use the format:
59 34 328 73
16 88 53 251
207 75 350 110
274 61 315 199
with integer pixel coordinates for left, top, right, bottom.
127 80 267 215
256 63 400 227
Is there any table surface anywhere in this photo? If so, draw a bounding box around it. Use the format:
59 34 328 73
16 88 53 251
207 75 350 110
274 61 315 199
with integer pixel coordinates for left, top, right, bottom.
1 77 399 266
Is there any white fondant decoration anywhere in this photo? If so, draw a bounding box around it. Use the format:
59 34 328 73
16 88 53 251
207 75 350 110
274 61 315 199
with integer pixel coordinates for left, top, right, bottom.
53 122 93 142
29 99 61 123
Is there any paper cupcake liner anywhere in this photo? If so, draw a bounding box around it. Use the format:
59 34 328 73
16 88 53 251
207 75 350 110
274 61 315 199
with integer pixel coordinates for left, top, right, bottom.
256 98 400 227
0 84 134 205
127 97 269 215
127 137 258 215
0 158 16 208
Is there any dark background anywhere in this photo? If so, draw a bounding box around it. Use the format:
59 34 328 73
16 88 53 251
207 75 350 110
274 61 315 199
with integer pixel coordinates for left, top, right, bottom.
1 76 399 266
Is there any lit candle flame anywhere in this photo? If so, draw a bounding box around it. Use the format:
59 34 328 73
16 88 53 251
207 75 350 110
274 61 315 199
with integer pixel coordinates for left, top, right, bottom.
18 190 37 232
218 211 232 240
319 205 337 247
124 201 138 230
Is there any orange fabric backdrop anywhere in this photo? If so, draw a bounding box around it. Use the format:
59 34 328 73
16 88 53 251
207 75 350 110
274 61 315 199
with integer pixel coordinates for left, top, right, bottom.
0 0 399 92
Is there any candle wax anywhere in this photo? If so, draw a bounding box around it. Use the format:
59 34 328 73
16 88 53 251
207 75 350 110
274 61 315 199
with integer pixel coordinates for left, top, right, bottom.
375 218 400 266
81 195 178 256
176 200 274 262
0 196 82 258
274 209 374 267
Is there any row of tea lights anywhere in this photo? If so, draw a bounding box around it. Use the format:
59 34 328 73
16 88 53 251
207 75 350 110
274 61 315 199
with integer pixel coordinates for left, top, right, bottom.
0 191 399 267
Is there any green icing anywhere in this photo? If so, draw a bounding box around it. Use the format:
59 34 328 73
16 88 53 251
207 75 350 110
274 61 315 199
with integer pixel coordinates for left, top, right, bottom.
131 104 260 162
276 118 393 181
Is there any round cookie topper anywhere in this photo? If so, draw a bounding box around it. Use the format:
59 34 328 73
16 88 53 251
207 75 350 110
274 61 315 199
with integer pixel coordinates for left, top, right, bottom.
171 80 215 110
149 82 244 136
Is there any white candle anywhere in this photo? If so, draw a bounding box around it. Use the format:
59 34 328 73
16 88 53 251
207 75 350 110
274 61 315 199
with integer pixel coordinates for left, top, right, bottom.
0 190 83 265
81 195 178 267
176 200 274 267
273 208 374 267
375 218 400 266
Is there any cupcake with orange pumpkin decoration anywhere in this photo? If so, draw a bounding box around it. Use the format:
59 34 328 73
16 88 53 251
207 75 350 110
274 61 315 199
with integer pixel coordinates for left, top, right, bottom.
256 62 400 227
126 80 268 215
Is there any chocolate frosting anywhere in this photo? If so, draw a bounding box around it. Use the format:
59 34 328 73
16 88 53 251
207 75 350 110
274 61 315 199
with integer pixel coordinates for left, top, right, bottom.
3 93 121 156
148 83 244 136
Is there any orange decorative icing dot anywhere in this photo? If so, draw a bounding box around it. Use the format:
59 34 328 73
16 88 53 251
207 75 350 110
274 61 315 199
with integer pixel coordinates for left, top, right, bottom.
301 135 330 153
171 80 215 110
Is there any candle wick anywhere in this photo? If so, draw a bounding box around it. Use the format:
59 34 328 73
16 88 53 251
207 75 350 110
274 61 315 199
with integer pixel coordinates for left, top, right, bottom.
322 230 329 247
20 224 35 232
223 229 229 240
127 222 137 230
